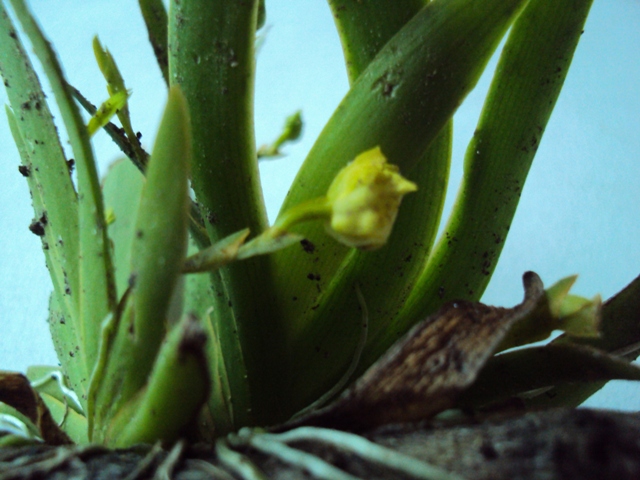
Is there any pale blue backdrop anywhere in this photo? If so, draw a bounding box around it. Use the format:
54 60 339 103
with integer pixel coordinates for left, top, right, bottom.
1 1 639 411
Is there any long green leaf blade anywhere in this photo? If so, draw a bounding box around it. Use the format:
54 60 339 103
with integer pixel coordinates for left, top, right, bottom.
0 5 88 402
89 86 192 441
9 0 117 376
401 0 595 321
272 0 527 414
288 125 452 411
0 28 79 322
328 0 426 84
459 343 640 410
139 0 169 85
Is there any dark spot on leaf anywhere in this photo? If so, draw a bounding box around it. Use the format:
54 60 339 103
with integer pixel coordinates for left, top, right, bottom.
300 239 315 254
136 230 143 238
66 159 75 174
28 222 44 236
18 165 30 177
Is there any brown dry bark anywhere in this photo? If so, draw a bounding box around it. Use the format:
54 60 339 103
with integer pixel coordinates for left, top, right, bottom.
1 408 640 479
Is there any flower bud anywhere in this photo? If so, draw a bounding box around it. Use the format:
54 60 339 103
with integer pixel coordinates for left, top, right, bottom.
326 146 417 250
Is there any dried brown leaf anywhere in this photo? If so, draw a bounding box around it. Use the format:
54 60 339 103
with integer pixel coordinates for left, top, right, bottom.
0 371 72 445
281 272 544 432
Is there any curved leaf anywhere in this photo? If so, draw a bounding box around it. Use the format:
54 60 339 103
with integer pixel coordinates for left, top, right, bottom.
400 0 594 321
459 343 640 410
105 314 209 447
9 0 117 375
89 86 192 442
273 0 526 414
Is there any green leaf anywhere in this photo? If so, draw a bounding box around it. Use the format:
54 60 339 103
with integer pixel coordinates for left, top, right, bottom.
47 292 89 408
399 0 595 321
138 0 169 85
105 314 209 447
127 84 191 368
89 86 192 442
9 0 117 376
285 125 451 411
328 0 426 84
278 0 448 408
272 0 525 415
101 159 146 299
200 297 251 437
177 238 251 437
168 0 266 243
26 366 83 416
0 6 80 375
524 273 640 408
39 393 88 445
458 344 640 411
86 90 129 137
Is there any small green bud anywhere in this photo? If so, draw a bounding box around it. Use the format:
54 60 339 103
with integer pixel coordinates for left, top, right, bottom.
257 111 303 158
325 146 417 250
86 90 129 137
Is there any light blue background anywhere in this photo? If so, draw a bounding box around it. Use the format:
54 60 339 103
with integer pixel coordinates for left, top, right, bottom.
1 1 639 410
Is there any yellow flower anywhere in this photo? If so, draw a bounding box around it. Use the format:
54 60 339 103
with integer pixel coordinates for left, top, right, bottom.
269 146 416 250
325 146 417 250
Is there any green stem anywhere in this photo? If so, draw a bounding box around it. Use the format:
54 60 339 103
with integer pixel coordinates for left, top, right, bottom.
168 0 285 426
